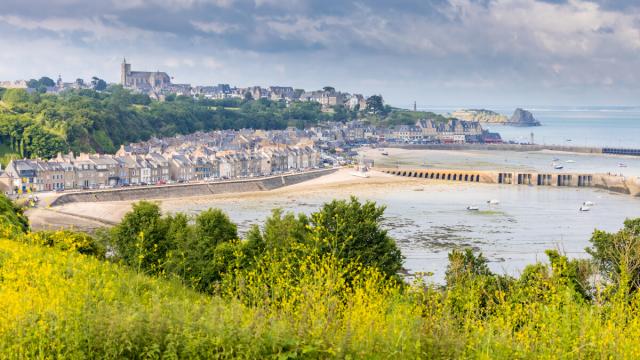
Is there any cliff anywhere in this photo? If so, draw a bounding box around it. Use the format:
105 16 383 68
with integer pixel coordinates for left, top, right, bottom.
509 108 541 127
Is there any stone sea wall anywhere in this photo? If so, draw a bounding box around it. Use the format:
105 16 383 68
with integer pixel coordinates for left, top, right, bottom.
378 167 640 197
50 168 337 206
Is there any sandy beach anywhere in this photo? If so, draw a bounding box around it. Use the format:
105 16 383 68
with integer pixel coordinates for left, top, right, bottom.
27 168 424 231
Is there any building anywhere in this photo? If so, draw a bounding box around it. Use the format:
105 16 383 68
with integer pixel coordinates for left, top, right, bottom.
120 58 171 91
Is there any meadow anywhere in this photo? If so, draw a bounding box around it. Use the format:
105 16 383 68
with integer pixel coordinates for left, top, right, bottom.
1 194 640 359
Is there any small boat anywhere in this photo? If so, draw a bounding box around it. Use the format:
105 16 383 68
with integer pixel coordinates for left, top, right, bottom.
552 158 560 162
554 164 564 170
619 163 628 168
583 201 595 206
487 199 500 205
381 152 389 156
579 205 591 212
565 160 576 163
466 206 480 211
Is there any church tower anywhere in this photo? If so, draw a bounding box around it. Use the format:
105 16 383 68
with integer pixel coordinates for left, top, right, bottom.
120 58 131 86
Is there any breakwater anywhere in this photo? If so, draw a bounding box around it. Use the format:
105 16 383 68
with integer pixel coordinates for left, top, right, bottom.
50 168 337 206
378 167 640 197
386 143 640 156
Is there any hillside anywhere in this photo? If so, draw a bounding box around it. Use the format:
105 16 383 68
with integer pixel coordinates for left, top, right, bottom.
0 87 341 159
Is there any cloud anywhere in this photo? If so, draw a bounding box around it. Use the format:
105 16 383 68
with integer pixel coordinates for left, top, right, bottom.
0 0 639 105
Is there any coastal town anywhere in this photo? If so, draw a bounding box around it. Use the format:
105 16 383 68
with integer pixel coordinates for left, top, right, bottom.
0 60 512 195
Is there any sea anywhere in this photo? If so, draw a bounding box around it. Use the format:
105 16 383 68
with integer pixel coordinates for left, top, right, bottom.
170 106 640 283
425 105 640 148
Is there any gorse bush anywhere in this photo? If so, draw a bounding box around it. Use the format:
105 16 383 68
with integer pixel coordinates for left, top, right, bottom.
2 193 640 358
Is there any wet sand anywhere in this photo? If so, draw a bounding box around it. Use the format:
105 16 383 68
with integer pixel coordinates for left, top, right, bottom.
27 169 423 231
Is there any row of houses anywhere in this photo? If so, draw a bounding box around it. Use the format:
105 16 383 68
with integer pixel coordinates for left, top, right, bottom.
2 146 321 194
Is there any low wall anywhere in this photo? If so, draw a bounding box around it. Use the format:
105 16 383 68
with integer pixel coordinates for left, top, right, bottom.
50 168 337 206
378 167 640 197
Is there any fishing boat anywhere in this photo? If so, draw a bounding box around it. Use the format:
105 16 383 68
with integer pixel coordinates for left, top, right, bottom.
466 206 480 211
579 205 591 212
554 164 564 170
487 199 500 205
583 201 595 206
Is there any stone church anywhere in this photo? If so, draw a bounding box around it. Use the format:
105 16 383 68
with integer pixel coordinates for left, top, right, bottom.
120 59 171 90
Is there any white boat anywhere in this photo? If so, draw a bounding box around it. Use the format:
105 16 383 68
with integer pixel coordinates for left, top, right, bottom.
579 205 591 212
487 199 500 205
466 206 480 211
583 201 595 206
565 160 576 163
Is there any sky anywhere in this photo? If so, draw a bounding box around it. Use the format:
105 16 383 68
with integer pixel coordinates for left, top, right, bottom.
0 0 639 107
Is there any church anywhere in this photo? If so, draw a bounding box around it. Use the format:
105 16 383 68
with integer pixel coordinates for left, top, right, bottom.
120 59 171 90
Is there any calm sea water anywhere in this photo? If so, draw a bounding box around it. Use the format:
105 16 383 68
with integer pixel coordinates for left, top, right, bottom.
424 106 640 148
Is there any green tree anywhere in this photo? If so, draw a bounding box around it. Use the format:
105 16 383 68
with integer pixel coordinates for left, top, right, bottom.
445 248 492 287
91 77 107 91
366 95 385 115
587 218 640 292
309 197 403 278
110 201 170 272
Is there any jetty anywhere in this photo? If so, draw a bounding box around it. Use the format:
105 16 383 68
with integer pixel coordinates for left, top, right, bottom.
378 167 640 197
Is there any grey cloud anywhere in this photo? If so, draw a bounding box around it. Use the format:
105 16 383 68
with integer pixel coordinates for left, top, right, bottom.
0 0 639 106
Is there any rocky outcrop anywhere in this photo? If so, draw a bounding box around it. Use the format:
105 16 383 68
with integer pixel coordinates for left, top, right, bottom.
451 109 508 124
509 108 540 127
451 108 541 127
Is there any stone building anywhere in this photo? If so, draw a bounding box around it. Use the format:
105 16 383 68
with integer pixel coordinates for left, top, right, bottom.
120 58 171 91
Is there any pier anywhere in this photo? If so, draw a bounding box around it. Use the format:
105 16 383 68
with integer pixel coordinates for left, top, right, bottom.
378 167 640 197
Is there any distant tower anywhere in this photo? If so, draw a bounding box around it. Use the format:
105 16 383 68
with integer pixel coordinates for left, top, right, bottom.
413 101 417 112
530 132 535 145
120 58 131 86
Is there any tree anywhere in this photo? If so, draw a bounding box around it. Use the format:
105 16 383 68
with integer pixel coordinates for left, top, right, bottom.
195 208 238 247
110 201 170 271
75 78 84 87
39 76 55 87
323 86 335 93
587 218 640 292
243 91 254 101
309 197 404 278
91 77 107 91
445 248 492 287
366 95 384 115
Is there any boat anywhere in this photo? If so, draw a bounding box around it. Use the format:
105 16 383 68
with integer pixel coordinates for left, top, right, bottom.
583 201 595 206
381 152 389 156
579 205 591 212
552 158 560 162
466 206 480 211
487 199 500 205
554 164 564 170
565 160 576 163
619 163 628 168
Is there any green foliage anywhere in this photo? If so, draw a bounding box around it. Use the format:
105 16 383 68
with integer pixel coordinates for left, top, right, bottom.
587 218 640 292
21 230 106 259
309 197 404 278
2 196 640 357
0 194 28 234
